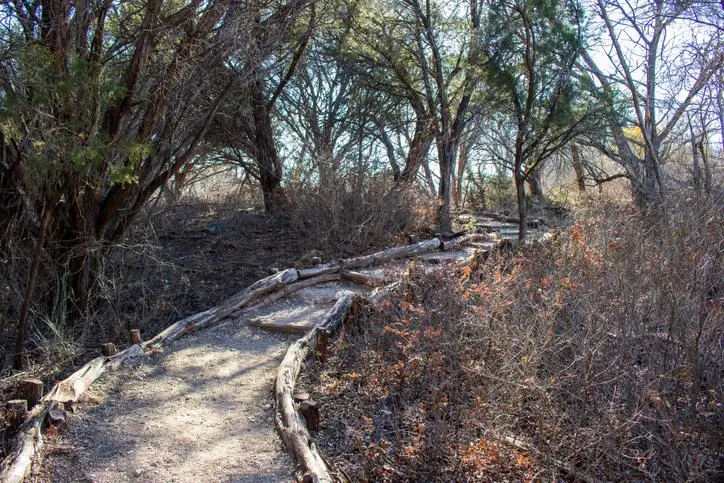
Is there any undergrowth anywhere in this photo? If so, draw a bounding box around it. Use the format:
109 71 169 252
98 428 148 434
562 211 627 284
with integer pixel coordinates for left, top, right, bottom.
308 197 723 481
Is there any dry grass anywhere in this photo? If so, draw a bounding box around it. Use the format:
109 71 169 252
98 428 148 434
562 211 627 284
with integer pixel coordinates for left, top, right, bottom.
306 195 723 481
287 175 433 253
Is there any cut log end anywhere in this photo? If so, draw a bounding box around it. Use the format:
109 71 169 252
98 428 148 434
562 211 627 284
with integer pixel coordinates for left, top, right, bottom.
316 329 329 362
19 379 43 408
128 329 142 345
101 343 118 357
298 400 320 431
5 400 28 427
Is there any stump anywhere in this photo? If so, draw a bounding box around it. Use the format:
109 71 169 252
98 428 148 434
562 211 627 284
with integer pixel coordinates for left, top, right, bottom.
316 329 329 362
128 329 142 345
5 400 28 430
298 399 320 430
19 379 43 408
47 403 68 432
101 343 118 357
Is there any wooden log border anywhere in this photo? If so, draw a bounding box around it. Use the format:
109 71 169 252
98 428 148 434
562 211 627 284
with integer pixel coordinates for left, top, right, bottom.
1 235 487 482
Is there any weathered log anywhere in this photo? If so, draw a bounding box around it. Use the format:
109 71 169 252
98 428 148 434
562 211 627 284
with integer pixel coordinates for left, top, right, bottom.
441 233 486 251
297 263 340 279
128 329 142 345
245 273 341 310
44 344 143 404
101 343 118 357
0 414 44 483
341 238 441 269
276 295 363 483
144 268 301 348
19 378 43 408
339 270 384 287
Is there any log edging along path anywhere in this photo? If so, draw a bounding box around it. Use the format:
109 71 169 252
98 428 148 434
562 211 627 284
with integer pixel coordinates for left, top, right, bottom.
1 235 486 483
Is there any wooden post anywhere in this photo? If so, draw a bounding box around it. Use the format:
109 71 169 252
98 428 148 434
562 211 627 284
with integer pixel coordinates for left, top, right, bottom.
128 329 142 345
47 402 68 432
316 329 329 363
101 343 117 357
298 399 320 430
19 379 43 408
5 400 28 431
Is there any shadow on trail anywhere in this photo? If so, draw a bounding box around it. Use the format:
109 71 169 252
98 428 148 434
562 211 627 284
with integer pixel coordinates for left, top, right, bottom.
39 321 296 483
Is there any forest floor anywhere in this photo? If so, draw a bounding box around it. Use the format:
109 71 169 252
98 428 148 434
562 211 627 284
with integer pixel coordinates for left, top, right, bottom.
21 198 423 482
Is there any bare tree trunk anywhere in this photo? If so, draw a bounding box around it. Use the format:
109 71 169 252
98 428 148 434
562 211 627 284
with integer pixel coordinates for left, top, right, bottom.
398 116 434 185
515 169 527 241
570 143 586 192
251 78 285 212
437 136 456 235
454 136 470 210
526 166 544 198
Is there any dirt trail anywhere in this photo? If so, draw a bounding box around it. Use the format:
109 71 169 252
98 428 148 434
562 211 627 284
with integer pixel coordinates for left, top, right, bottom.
35 323 295 482
31 238 485 481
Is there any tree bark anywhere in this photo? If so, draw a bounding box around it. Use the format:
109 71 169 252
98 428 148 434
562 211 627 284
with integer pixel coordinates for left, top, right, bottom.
570 143 586 192
250 78 285 212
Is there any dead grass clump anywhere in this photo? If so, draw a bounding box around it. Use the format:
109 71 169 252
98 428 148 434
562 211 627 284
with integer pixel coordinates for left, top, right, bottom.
309 196 723 481
287 176 430 253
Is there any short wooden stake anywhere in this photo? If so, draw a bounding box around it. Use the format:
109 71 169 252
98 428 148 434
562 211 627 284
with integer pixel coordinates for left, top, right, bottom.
19 378 43 408
298 399 320 430
128 329 142 345
5 399 28 430
316 329 329 362
101 343 118 357
47 402 68 432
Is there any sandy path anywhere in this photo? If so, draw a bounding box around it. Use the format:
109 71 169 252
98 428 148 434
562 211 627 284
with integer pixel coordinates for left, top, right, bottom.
34 323 295 482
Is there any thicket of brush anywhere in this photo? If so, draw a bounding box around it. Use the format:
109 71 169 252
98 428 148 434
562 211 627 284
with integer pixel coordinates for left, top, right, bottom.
309 194 723 481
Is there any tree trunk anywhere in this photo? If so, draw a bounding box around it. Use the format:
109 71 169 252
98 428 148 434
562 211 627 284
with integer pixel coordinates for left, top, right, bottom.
437 136 455 236
251 78 284 212
570 143 586 192
515 169 527 242
454 136 469 210
526 166 544 198
398 117 434 186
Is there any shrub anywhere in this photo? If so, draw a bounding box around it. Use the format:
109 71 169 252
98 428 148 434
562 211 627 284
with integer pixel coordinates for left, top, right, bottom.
287 175 428 253
309 195 723 481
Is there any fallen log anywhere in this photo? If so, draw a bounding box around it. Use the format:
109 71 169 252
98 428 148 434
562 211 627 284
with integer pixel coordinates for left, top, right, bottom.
1 345 143 483
44 344 143 404
245 273 342 310
341 238 441 269
298 263 341 279
339 270 385 287
275 295 365 483
441 233 487 251
0 414 43 483
144 268 300 348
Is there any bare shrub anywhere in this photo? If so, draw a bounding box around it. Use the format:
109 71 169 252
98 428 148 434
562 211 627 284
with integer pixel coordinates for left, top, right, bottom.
308 195 723 481
287 175 429 253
